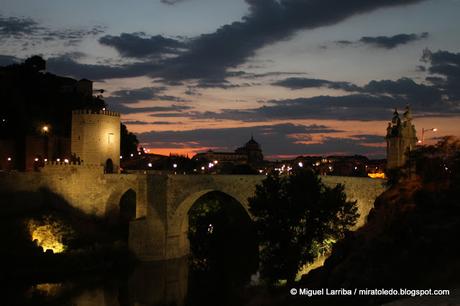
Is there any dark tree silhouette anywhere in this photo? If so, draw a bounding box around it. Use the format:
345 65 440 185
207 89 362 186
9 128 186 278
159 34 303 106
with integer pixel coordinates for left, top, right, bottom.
120 123 139 157
248 169 358 284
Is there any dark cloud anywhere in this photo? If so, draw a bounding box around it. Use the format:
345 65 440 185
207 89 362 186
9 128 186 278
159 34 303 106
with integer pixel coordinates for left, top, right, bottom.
158 0 425 81
335 32 429 49
46 54 159 80
350 134 385 144
99 32 185 58
122 120 178 125
423 49 460 102
93 0 425 82
137 123 384 158
359 32 429 49
195 79 242 89
106 86 188 105
272 77 359 91
110 103 191 114
43 26 106 45
0 15 104 44
193 85 456 122
362 77 441 107
160 0 189 5
272 76 444 109
195 94 403 122
0 15 41 37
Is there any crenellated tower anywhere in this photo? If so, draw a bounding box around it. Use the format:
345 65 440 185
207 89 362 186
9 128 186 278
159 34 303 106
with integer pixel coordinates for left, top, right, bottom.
71 109 120 173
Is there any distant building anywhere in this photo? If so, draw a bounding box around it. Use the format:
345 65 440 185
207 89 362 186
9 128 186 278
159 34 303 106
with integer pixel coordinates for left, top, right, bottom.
193 136 264 166
235 136 264 164
386 106 417 169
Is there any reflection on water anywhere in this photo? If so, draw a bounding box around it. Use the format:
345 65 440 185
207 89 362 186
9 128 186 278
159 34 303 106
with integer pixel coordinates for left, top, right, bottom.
18 252 257 306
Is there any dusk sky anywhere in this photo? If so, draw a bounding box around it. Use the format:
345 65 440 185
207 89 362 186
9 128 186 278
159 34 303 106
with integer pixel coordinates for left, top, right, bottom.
1 0 460 159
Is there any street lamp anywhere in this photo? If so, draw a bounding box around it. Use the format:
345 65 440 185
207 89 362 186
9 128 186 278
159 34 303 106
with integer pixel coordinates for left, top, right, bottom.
418 128 438 145
42 125 49 133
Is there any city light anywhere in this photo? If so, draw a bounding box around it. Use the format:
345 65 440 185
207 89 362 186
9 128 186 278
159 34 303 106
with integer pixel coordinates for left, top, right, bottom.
120 155 123 159
130 153 134 157
42 125 49 133
208 162 214 168
64 159 69 163
298 162 303 168
148 163 152 167
34 158 39 162
173 163 178 168
419 127 438 144
213 160 218 164
201 166 205 170
7 157 12 161
56 158 60 162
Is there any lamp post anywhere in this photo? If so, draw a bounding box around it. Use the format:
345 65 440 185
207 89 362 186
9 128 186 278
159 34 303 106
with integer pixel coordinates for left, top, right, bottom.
418 127 437 145
42 125 50 162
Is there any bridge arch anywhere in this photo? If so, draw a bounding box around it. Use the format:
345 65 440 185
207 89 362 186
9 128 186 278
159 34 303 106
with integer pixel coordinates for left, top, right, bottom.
106 187 138 224
169 189 252 259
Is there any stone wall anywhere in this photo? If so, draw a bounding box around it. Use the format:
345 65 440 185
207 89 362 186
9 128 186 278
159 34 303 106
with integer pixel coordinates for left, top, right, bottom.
0 166 146 218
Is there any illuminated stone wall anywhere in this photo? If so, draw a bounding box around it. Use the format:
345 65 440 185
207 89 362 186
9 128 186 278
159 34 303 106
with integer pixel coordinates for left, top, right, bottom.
0 167 148 218
0 170 386 261
71 110 120 172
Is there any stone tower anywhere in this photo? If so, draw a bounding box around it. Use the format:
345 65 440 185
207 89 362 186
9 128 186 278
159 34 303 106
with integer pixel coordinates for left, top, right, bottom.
385 106 417 169
71 109 120 173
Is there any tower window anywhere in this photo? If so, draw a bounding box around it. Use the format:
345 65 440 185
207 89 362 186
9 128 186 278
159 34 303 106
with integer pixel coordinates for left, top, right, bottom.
108 133 114 144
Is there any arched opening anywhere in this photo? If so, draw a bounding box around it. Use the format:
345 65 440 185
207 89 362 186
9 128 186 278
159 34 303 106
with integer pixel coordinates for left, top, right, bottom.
183 191 258 304
118 189 136 240
105 158 114 174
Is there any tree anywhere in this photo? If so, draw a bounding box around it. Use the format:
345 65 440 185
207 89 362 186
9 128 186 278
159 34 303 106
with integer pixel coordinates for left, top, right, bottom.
120 123 139 157
248 169 359 284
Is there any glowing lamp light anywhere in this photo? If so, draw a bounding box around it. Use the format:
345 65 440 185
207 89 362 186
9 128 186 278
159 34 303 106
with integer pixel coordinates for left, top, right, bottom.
138 152 141 155
7 157 12 161
208 162 214 168
42 125 49 133
130 153 134 157
56 158 60 162
201 166 205 171
173 163 178 168
433 128 438 132
44 158 48 162
368 172 386 179
120 155 123 159
148 163 153 167
34 158 39 162
213 160 218 165
64 159 69 163
298 162 303 168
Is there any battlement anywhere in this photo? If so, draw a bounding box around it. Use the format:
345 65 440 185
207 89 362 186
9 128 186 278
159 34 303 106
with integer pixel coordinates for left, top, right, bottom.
72 109 120 117
43 161 102 167
41 161 104 174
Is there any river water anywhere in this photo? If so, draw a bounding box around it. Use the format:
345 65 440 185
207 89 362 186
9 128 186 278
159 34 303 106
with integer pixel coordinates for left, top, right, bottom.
4 253 260 306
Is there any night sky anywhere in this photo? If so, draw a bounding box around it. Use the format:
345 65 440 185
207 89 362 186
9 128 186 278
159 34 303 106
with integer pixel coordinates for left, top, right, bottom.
1 0 459 159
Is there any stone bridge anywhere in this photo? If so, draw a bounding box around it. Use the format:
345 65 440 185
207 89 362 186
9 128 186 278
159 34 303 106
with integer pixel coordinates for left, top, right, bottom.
0 165 386 261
